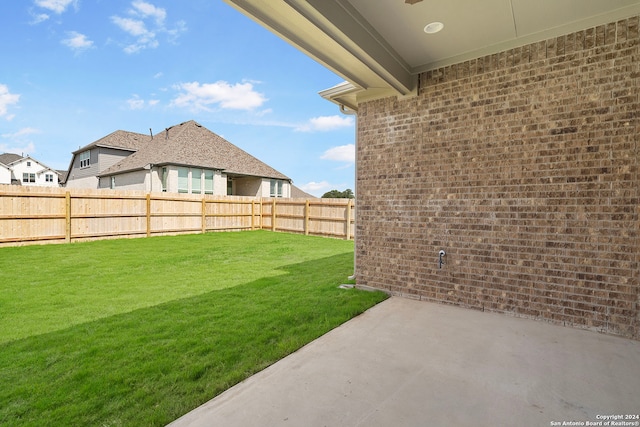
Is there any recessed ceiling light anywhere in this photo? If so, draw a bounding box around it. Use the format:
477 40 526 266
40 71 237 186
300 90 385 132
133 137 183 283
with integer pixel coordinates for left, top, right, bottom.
424 21 444 34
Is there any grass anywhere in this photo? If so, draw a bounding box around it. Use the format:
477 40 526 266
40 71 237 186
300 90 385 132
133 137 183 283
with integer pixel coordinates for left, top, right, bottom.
0 231 388 426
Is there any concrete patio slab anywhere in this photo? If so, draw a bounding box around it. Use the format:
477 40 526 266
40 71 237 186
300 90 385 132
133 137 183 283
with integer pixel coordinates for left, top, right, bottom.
168 297 640 427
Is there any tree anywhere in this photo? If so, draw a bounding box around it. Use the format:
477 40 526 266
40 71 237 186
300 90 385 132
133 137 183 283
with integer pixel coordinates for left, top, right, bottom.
322 189 354 199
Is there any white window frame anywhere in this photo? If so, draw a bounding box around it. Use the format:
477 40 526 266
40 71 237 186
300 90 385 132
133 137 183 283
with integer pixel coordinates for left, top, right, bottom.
79 151 90 168
161 167 168 192
191 168 202 194
45 174 53 182
204 170 214 195
270 179 283 197
178 167 189 193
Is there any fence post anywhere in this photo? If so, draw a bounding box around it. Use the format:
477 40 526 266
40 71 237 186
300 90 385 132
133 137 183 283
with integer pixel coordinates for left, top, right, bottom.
304 199 310 235
65 191 71 243
146 194 151 237
346 199 352 240
272 199 276 231
251 201 255 230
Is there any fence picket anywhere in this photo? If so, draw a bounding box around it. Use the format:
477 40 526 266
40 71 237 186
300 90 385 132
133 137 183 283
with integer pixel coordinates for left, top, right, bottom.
0 185 354 246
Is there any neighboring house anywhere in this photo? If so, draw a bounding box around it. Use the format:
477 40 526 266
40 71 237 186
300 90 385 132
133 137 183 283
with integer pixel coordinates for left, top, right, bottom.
0 161 11 184
64 130 147 189
65 120 292 197
0 153 60 187
224 2 640 339
290 184 317 199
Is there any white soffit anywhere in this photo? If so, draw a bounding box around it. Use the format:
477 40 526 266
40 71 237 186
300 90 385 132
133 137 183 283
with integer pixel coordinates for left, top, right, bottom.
348 0 640 73
224 0 640 105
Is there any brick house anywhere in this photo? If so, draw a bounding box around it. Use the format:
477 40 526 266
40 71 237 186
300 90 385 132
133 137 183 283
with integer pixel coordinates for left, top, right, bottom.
225 1 640 339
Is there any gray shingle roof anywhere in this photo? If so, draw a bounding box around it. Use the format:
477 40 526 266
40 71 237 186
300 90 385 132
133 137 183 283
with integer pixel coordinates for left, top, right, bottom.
99 120 290 181
0 153 23 165
290 185 317 198
73 130 149 154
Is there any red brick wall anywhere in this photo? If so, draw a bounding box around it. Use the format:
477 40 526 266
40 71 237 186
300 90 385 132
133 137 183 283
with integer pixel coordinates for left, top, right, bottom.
356 17 639 338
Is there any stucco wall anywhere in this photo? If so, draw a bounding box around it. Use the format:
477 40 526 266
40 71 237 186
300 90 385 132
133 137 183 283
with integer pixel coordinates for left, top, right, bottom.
98 170 146 191
65 175 98 189
356 17 639 338
234 176 262 197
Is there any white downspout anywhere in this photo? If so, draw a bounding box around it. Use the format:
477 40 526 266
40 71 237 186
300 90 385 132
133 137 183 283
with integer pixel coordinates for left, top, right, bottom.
340 104 358 281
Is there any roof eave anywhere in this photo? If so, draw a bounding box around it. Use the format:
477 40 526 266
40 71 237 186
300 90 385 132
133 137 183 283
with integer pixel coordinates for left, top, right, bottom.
223 0 416 101
72 144 139 155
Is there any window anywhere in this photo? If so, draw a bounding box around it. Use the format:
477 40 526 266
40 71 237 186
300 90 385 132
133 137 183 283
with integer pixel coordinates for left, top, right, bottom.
227 177 233 195
270 179 283 197
110 176 115 189
178 167 189 193
161 167 167 192
204 170 214 195
23 173 35 183
191 168 202 194
79 151 90 168
45 174 53 182
27 161 31 167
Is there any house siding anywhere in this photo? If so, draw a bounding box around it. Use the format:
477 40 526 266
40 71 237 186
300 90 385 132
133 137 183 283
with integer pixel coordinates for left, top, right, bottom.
0 164 12 184
9 158 59 187
66 148 99 187
66 147 134 188
356 17 639 339
98 147 134 173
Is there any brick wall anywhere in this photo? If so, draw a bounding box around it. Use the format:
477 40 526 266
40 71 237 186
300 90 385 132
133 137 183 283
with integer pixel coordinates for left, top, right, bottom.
356 16 639 339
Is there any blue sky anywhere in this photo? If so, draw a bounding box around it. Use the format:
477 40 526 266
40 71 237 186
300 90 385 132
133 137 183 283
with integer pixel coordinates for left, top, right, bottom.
0 0 355 196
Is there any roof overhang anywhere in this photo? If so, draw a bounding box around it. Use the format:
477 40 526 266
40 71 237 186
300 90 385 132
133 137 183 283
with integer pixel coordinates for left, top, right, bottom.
72 144 138 155
223 0 640 110
223 0 417 100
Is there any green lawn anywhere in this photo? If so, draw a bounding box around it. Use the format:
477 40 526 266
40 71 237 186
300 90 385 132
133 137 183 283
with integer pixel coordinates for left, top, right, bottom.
0 231 387 426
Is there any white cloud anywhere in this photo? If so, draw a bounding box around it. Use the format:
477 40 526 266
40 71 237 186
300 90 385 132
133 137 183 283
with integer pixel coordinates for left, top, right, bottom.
30 12 50 24
321 144 355 163
34 0 76 14
112 16 149 37
126 96 145 110
61 31 94 53
130 1 166 26
111 14 157 53
296 115 354 132
1 128 38 156
0 85 20 119
0 142 36 156
299 181 332 196
126 95 159 110
171 81 267 111
1 128 40 139
112 1 186 54
167 20 187 43
298 181 352 197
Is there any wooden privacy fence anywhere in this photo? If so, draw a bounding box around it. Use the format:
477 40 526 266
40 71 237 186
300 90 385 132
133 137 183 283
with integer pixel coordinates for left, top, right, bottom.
0 185 354 246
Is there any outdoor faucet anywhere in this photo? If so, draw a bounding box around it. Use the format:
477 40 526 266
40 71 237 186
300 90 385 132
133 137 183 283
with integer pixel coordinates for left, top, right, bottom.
439 250 446 269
